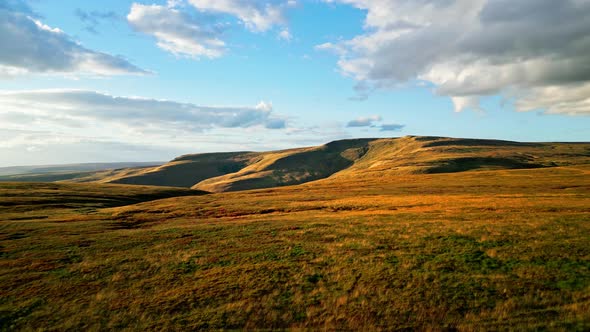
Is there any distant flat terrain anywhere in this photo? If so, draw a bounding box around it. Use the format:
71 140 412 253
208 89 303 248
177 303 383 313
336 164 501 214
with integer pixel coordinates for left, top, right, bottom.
1 163 589 330
0 162 164 182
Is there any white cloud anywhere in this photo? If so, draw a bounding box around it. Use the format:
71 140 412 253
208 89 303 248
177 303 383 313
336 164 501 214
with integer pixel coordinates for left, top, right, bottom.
187 0 294 32
315 42 347 56
0 1 146 77
346 115 382 127
278 28 292 41
515 83 590 116
255 100 274 112
128 3 226 59
0 89 286 144
320 0 590 115
128 1 297 58
345 115 405 132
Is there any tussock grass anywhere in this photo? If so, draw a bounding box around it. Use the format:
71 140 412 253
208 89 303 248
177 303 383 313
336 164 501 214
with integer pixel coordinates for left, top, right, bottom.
1 166 590 330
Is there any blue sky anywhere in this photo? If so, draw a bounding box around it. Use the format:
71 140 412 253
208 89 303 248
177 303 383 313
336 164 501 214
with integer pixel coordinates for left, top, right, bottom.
0 0 589 166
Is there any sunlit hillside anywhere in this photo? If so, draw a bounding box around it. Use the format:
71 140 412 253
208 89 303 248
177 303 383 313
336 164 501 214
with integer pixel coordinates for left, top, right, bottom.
4 136 589 193
1 162 589 330
78 136 590 191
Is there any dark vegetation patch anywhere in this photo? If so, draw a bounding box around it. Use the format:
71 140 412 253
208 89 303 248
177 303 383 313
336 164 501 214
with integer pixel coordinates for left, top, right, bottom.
0 171 98 183
202 139 374 192
0 182 207 212
423 139 544 148
425 157 546 173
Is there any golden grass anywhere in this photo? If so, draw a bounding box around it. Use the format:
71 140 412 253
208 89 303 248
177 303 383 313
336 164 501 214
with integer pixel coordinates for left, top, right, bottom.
1 166 590 330
54 136 590 192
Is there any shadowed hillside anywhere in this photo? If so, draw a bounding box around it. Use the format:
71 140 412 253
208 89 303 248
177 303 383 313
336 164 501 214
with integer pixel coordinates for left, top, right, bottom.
192 139 374 192
6 136 589 192
99 152 260 188
0 182 207 216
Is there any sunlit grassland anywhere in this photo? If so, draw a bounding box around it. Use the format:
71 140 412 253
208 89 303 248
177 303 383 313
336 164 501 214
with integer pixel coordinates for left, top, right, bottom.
1 166 590 330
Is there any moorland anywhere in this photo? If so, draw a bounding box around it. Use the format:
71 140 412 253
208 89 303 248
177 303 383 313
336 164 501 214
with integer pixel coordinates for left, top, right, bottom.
1 136 589 330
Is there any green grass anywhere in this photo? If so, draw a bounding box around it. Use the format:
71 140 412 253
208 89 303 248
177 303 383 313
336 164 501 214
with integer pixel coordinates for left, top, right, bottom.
1 166 590 330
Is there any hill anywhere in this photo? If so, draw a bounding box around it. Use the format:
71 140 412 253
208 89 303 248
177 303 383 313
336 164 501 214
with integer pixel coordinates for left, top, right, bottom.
51 136 590 192
1 165 589 330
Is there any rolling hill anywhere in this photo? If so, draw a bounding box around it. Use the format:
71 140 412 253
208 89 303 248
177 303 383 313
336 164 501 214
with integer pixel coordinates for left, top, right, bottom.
1 137 589 330
3 136 589 192
61 136 590 191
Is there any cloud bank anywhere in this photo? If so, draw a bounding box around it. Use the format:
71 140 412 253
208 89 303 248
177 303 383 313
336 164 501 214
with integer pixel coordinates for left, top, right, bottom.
128 3 226 58
0 90 285 134
321 0 590 115
0 0 146 77
0 89 289 165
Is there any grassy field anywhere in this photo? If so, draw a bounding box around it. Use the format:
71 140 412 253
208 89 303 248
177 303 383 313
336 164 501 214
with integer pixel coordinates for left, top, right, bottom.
1 166 590 330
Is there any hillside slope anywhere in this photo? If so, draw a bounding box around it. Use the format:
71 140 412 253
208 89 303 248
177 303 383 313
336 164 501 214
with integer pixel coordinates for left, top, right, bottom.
71 152 260 188
192 139 373 192
57 136 590 192
330 136 590 179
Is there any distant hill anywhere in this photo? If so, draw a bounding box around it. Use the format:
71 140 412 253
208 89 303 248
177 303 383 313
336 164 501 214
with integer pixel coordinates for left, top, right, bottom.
5 137 589 192
0 162 163 182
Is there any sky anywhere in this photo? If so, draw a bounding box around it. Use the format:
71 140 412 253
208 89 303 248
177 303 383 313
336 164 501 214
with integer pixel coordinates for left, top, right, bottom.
0 0 589 167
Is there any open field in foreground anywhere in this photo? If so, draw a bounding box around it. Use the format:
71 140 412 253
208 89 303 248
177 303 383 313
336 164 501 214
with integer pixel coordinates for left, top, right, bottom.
1 166 590 330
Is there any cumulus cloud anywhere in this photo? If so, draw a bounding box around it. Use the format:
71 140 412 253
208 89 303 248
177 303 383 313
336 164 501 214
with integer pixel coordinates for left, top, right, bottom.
320 0 590 115
129 1 296 58
128 3 226 58
187 0 295 32
346 115 382 127
0 0 146 77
